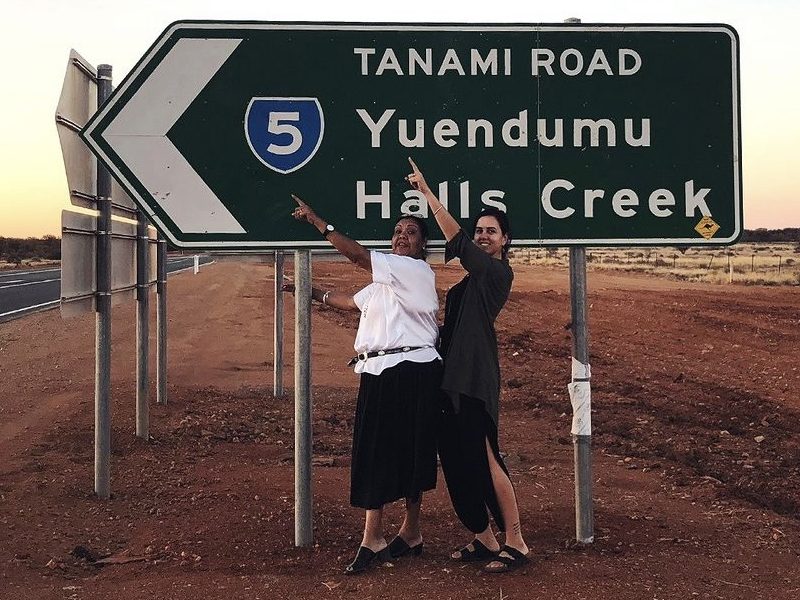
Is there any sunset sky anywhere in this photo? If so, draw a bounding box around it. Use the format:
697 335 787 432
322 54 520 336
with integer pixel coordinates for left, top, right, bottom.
1 0 797 238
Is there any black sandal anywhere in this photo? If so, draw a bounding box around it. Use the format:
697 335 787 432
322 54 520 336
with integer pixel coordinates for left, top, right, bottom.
344 545 390 575
387 536 423 559
483 545 530 573
451 539 499 562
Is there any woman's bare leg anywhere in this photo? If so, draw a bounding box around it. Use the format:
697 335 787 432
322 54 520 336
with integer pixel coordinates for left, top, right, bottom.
396 496 423 546
360 508 387 552
484 438 529 568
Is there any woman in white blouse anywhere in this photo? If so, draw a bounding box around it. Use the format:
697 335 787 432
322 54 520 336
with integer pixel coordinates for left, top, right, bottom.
286 195 441 575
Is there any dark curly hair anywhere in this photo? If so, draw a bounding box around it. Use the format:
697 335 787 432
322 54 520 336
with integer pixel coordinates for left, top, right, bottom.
394 214 429 259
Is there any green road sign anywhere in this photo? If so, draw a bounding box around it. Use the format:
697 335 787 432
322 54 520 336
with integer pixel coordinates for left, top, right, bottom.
81 22 741 249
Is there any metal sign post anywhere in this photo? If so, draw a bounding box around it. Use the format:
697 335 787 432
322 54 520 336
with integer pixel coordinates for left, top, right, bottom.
565 16 593 545
569 247 593 543
156 232 168 405
95 64 113 499
136 209 150 439
58 50 166 496
294 250 313 547
273 251 285 397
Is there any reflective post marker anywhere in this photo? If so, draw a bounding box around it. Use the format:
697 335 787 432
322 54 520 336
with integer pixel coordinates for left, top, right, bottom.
294 250 313 546
274 251 284 397
95 64 113 499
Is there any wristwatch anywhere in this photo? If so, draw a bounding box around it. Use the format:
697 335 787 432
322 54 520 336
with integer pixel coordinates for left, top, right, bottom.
323 223 335 238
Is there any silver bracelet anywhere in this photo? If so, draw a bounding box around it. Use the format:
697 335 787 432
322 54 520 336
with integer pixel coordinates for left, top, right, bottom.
322 290 331 305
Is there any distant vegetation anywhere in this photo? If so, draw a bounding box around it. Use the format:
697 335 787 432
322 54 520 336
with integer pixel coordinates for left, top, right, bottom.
740 227 800 242
513 240 800 286
0 235 60 267
0 228 797 269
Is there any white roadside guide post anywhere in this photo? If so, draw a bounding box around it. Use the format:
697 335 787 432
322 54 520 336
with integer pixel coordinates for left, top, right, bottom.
565 16 594 544
294 251 313 546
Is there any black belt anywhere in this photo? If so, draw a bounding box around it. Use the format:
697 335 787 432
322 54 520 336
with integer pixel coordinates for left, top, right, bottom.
348 346 424 366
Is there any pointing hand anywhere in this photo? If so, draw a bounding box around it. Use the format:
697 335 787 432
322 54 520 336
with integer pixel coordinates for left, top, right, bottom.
406 157 430 194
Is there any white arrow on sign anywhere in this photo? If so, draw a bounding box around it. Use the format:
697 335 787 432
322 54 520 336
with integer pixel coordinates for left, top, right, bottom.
95 38 246 234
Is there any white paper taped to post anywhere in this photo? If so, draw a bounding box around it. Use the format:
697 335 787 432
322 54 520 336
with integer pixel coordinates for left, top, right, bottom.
569 358 592 436
572 357 591 380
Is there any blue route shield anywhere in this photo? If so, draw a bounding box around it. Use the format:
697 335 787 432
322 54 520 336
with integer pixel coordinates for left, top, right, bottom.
245 97 324 174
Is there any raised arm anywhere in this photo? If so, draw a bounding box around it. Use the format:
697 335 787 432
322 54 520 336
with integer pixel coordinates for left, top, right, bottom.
291 194 372 271
281 282 358 312
406 157 461 241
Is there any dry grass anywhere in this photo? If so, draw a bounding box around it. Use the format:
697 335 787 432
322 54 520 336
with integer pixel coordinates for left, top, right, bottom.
509 243 800 286
0 258 60 271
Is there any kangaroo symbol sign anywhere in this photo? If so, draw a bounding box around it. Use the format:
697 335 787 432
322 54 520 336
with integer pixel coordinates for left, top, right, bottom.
81 21 742 249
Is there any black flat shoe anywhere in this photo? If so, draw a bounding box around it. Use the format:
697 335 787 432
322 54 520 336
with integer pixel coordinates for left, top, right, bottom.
387 536 423 559
483 545 531 573
451 539 500 562
344 545 390 575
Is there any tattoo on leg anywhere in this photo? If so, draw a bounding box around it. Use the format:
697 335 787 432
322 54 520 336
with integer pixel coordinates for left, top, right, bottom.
512 522 521 536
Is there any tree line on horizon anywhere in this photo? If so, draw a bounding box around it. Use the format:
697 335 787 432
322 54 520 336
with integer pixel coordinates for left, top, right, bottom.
0 235 60 265
1 228 798 265
739 227 800 242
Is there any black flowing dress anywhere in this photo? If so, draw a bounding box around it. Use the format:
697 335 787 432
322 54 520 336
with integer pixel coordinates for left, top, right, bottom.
437 229 514 533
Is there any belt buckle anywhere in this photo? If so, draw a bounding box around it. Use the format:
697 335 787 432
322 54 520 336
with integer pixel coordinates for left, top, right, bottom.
358 351 369 362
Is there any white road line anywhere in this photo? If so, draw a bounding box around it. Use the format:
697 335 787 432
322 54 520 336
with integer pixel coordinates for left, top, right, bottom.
0 259 213 321
0 278 60 290
0 300 60 319
0 267 60 277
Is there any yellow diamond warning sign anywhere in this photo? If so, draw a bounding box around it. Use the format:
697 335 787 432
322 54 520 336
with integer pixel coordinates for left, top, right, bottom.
695 216 721 239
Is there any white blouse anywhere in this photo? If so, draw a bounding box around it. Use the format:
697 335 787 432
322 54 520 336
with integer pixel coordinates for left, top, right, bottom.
352 251 440 375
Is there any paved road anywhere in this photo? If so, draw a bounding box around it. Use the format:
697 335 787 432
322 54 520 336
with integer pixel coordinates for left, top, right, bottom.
0 255 213 323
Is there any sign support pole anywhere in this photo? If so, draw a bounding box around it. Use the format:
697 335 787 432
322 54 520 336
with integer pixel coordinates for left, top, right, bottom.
294 250 313 547
569 247 594 543
94 64 113 499
156 233 168 405
273 251 284 397
564 16 594 545
135 209 150 439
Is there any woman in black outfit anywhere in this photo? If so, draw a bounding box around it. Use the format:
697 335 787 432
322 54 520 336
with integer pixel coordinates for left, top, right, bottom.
407 158 530 573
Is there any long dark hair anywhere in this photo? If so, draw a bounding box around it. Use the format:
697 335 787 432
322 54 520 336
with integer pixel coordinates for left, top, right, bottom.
472 207 512 258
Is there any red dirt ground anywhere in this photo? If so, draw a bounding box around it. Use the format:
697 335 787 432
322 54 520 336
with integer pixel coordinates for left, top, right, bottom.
1 258 799 600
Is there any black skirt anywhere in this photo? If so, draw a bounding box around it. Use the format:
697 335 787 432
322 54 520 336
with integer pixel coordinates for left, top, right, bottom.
438 394 510 533
350 359 442 510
